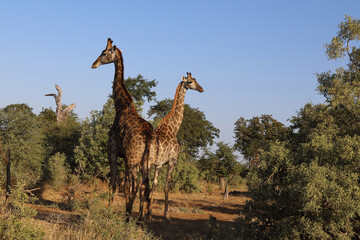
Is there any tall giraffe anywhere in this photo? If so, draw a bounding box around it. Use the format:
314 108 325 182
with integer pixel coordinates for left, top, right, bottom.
148 72 203 220
92 38 155 218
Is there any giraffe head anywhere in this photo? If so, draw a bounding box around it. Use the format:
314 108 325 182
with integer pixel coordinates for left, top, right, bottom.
92 38 119 69
182 72 204 92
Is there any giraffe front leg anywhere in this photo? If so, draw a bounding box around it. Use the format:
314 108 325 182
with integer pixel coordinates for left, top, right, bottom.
107 128 118 205
147 165 162 220
164 161 175 221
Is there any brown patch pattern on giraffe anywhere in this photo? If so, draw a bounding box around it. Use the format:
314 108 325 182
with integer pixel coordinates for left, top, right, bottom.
92 38 156 219
147 72 204 221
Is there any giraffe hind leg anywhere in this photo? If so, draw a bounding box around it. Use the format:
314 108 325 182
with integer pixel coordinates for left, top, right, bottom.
164 161 175 221
127 168 139 219
139 162 150 219
147 165 162 220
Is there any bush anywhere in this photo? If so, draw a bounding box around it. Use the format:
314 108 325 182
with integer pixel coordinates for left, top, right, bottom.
0 104 45 188
42 152 68 189
0 184 45 240
155 153 200 193
238 139 360 239
61 195 158 240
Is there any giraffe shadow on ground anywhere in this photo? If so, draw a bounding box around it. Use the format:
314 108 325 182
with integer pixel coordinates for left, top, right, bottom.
153 197 246 215
146 215 238 240
228 190 250 198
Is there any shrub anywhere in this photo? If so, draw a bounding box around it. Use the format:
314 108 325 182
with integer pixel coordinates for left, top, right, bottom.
62 196 158 240
0 104 45 188
0 184 45 240
155 153 200 193
42 152 68 190
238 139 360 239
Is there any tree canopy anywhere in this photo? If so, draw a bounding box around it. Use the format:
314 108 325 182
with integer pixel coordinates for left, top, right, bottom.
237 16 360 239
234 114 289 168
198 142 244 185
0 104 45 187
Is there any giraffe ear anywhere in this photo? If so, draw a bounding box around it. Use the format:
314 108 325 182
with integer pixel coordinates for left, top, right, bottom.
106 38 113 50
182 76 186 82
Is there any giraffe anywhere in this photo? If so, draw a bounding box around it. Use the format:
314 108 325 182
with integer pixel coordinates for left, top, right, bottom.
148 72 203 220
91 38 156 219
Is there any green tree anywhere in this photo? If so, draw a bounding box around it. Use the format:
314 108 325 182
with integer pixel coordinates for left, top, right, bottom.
238 16 360 239
199 142 244 189
326 15 360 69
38 106 81 173
0 104 45 188
234 114 289 168
74 98 115 179
124 74 157 115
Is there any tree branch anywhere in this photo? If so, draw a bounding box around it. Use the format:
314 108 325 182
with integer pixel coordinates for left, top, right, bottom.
23 188 40 196
346 39 360 68
62 104 77 114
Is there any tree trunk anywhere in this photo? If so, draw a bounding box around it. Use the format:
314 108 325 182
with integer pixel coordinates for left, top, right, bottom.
223 184 229 200
219 177 225 190
250 151 260 169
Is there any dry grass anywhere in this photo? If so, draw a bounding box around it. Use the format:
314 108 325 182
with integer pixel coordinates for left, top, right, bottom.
11 180 248 240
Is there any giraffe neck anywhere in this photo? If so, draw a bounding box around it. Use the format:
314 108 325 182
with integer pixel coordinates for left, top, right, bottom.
158 82 187 135
112 49 135 112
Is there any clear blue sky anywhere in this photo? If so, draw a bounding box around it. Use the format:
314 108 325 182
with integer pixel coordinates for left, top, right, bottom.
0 1 359 149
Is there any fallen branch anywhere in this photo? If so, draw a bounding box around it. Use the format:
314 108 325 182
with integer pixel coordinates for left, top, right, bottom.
23 188 41 196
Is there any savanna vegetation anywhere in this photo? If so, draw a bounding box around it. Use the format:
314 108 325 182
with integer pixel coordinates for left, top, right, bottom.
1 16 360 239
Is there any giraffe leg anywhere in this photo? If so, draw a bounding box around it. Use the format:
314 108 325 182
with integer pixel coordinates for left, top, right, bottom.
127 168 138 218
107 128 118 205
139 162 149 219
147 165 162 220
164 161 175 221
124 167 131 220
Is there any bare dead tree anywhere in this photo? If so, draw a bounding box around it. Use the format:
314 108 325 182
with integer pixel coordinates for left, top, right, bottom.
45 84 76 124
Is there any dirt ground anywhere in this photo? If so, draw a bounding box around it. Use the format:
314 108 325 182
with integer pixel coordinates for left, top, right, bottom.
30 181 249 240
